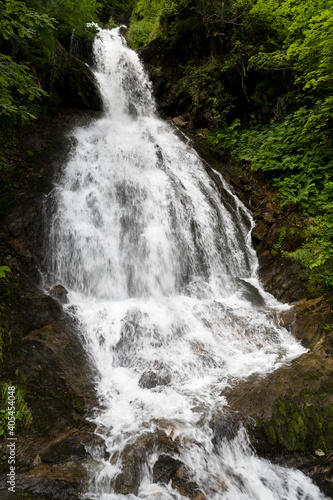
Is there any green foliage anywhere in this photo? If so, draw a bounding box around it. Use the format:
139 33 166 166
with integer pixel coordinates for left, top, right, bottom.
0 0 54 124
106 16 118 29
0 55 47 124
285 214 333 288
0 0 103 127
40 0 99 38
99 0 135 22
272 226 287 253
179 63 234 127
126 0 165 47
0 383 33 437
204 0 333 286
279 179 316 207
0 266 11 279
0 0 54 41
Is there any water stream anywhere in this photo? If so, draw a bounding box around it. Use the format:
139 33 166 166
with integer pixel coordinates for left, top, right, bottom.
46 28 327 499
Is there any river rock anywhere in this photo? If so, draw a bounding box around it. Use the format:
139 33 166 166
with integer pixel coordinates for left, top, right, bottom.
139 370 171 388
171 464 206 500
153 455 207 499
209 409 251 447
50 284 69 304
153 454 183 483
112 431 180 495
113 447 141 495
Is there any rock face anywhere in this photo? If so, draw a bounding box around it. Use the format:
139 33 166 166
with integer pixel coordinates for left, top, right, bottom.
50 41 103 111
0 111 101 499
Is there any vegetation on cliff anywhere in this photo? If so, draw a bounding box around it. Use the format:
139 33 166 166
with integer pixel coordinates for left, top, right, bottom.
0 0 95 126
127 0 333 290
0 0 135 216
0 0 134 129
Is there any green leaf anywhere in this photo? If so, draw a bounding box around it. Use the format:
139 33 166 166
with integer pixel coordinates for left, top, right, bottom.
0 266 11 278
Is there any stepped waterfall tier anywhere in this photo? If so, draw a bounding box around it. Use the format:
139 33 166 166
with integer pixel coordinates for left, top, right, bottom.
46 28 327 499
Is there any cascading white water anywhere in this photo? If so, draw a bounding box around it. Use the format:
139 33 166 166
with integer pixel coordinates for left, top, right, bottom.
46 27 327 499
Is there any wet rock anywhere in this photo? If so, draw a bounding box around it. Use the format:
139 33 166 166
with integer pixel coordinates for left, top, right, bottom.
6 462 89 500
153 454 182 483
209 410 249 447
40 429 88 464
257 249 309 303
299 452 333 498
223 306 333 495
139 370 171 388
51 40 103 111
128 102 138 118
262 212 275 224
251 220 270 243
0 492 46 500
7 238 32 258
279 296 333 352
172 116 186 127
33 454 42 466
111 429 208 498
235 278 266 307
152 451 208 499
50 284 69 304
114 448 141 495
172 464 206 500
0 251 96 499
112 431 180 495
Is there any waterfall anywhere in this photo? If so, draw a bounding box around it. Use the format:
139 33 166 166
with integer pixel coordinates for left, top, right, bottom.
46 27 327 499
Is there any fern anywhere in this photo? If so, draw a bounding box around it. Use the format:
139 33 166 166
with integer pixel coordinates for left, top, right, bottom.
285 247 327 269
280 180 316 206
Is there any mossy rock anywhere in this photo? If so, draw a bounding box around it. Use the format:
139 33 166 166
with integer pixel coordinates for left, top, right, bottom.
254 395 333 454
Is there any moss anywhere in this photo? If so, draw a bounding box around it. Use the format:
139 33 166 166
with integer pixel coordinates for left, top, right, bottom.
319 378 333 395
254 393 333 454
265 424 277 446
272 397 287 426
285 412 306 451
74 396 84 414
300 387 316 398
301 371 320 380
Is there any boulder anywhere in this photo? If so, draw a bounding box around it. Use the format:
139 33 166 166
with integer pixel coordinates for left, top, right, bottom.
50 284 69 304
